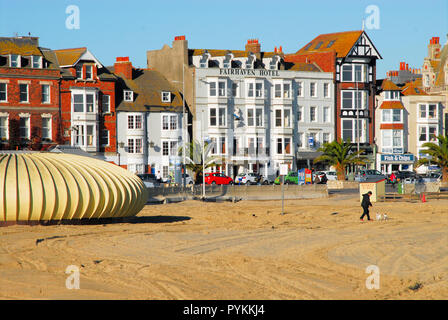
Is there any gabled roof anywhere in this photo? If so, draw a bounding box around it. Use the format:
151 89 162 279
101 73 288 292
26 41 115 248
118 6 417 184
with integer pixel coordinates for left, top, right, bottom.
401 79 427 96
295 30 381 59
0 37 42 56
110 67 183 113
53 47 104 68
381 79 400 91
53 47 86 66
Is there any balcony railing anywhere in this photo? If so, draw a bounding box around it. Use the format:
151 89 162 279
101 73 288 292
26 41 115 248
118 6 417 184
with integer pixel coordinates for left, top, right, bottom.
232 147 270 157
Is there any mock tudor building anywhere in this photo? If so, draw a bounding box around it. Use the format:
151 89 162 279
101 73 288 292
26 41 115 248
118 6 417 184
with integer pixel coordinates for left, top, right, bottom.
110 57 184 179
285 30 382 164
147 37 334 179
53 47 117 161
0 36 62 150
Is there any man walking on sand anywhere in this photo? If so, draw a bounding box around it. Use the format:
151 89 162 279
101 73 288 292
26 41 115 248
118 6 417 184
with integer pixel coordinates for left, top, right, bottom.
360 191 373 221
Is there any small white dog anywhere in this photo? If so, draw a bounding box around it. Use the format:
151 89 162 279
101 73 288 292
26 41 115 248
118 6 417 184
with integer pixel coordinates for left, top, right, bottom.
383 213 388 221
376 213 382 221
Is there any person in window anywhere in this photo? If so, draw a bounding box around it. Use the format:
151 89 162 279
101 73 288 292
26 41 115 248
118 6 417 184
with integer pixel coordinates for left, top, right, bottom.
360 191 373 221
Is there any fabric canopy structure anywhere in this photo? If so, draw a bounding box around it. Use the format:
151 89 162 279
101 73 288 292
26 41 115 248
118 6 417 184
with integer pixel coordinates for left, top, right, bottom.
0 153 148 222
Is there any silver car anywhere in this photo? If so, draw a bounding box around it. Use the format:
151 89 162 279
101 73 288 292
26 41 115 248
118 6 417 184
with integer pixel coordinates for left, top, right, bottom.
357 170 387 182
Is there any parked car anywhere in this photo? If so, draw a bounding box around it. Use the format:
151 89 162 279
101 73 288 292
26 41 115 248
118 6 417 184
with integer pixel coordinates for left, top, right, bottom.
356 169 387 181
204 172 234 185
137 173 159 188
323 171 338 181
274 171 299 185
395 170 416 182
422 172 442 183
235 172 261 185
403 176 425 184
181 173 194 185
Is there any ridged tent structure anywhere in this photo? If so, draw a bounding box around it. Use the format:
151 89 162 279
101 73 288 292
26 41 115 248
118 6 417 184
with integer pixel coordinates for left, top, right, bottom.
0 152 148 223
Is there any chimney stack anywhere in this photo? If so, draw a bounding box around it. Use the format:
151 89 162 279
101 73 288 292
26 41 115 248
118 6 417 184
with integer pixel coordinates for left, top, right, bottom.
428 36 441 59
245 39 261 53
114 57 132 80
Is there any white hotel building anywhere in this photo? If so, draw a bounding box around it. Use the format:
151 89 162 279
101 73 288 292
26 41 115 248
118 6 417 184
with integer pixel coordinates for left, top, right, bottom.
147 37 334 180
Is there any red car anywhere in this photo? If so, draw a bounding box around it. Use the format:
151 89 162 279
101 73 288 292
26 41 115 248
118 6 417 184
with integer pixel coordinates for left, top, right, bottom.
204 172 234 185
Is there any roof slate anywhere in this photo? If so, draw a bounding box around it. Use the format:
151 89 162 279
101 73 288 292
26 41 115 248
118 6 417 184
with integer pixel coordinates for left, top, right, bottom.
295 30 364 58
0 37 42 56
111 67 183 113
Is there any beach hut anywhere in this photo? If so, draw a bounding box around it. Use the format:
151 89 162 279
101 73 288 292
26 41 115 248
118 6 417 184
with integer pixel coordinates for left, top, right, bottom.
359 179 386 202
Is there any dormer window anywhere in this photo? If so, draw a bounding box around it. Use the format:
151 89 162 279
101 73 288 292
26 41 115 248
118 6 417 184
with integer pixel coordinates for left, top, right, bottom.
246 55 255 69
199 52 210 68
161 91 171 102
124 90 133 102
85 65 93 80
270 56 280 70
32 56 42 68
223 53 233 69
384 91 400 100
10 54 19 68
76 65 82 79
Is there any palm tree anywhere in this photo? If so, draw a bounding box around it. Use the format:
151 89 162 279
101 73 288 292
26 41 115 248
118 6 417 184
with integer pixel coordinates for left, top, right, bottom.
178 139 218 183
416 134 448 182
314 139 368 180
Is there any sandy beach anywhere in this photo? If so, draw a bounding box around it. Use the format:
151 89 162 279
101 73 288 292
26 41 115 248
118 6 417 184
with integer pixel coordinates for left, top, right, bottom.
0 193 447 300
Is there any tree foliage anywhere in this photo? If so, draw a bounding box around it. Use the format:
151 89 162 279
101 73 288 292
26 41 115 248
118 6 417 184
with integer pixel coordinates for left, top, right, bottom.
314 139 368 180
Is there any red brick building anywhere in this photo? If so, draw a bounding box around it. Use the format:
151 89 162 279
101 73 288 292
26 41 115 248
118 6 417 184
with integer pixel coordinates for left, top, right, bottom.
0 36 62 150
285 30 382 154
53 47 117 160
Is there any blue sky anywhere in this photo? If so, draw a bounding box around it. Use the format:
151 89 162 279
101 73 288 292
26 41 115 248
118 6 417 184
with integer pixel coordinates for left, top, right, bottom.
0 0 446 77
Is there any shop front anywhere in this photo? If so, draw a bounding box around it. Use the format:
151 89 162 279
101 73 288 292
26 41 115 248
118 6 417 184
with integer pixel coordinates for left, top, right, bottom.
377 154 414 174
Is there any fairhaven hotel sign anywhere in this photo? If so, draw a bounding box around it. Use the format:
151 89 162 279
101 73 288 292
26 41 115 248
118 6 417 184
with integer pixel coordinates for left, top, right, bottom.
219 68 280 77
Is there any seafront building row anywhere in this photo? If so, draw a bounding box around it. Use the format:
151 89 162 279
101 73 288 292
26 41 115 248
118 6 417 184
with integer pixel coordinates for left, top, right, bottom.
0 32 446 182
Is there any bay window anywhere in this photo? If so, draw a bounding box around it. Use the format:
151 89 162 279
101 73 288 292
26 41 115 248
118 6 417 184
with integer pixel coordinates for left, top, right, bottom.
247 107 263 127
382 109 402 123
210 136 226 155
382 130 403 153
384 91 400 100
341 90 367 109
342 119 366 143
276 137 292 155
275 108 291 128
341 64 367 82
209 107 226 127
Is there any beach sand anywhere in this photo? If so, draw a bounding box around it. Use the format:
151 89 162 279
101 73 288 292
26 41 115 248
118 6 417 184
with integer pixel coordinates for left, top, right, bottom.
0 194 447 300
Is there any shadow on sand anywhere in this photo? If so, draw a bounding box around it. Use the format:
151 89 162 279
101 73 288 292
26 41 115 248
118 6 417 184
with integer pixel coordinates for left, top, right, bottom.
0 215 192 227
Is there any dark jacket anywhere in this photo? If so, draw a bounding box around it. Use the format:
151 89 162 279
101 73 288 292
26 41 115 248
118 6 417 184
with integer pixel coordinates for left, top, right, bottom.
361 193 372 208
